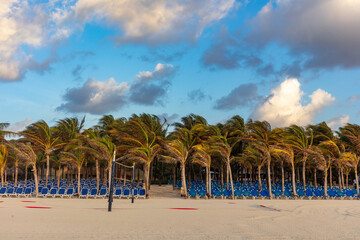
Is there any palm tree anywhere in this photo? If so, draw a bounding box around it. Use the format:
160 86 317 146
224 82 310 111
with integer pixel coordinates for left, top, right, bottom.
285 125 314 190
0 144 8 187
84 130 116 189
192 142 214 196
173 114 207 131
162 138 192 197
338 123 360 190
247 121 281 197
7 142 39 194
310 122 339 188
22 120 64 185
118 119 162 197
342 152 360 196
61 138 95 194
240 145 268 193
209 125 243 199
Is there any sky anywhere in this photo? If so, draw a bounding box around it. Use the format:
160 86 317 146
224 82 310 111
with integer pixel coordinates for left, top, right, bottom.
1 0 360 132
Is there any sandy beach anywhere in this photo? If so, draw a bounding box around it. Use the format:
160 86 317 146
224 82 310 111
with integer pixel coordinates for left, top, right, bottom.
1 186 360 240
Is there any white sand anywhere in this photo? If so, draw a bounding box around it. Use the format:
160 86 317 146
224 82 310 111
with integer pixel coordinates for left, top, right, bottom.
1 188 360 239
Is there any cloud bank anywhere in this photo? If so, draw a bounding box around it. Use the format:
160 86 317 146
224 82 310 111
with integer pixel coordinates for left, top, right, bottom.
58 63 177 114
203 0 360 76
70 0 236 45
0 0 236 82
251 78 335 128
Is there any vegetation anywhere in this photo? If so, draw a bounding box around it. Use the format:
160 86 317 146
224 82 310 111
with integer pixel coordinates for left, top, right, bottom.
1 115 360 198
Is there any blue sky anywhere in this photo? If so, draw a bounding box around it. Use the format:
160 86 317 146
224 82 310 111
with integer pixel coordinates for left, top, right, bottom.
1 0 360 132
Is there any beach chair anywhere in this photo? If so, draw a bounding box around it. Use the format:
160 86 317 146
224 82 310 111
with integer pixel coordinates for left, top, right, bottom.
15 187 24 197
5 187 15 197
314 189 323 198
79 188 89 198
274 190 282 198
297 189 305 199
234 189 242 199
198 189 206 199
305 189 314 199
336 190 345 199
55 188 66 198
122 188 130 199
284 190 293 199
0 187 6 197
88 188 98 198
188 189 197 198
63 188 74 198
260 189 270 198
251 189 259 199
223 189 231 199
345 189 354 199
38 187 49 198
97 188 107 198
138 189 146 199
47 188 58 198
23 187 32 198
114 188 122 199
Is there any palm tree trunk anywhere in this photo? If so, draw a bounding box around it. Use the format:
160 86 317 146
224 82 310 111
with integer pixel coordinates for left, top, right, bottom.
292 163 297 195
267 160 272 197
355 169 359 197
227 160 234 199
220 165 224 189
281 161 285 194
208 166 212 196
329 164 333 188
146 163 150 198
314 169 317 188
324 168 328 197
96 160 100 191
205 166 209 194
46 153 50 186
346 172 349 188
33 165 39 195
226 162 229 190
172 165 176 190
338 168 342 190
25 165 28 187
57 166 61 188
77 167 81 194
15 162 18 186
258 166 262 192
180 162 187 197
302 160 306 190
1 167 4 187
341 168 345 189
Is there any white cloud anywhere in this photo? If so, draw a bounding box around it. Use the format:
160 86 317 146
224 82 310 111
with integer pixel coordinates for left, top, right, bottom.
5 118 32 133
70 0 236 44
57 78 130 114
135 64 175 83
327 115 350 129
0 0 71 81
130 63 178 105
251 78 335 128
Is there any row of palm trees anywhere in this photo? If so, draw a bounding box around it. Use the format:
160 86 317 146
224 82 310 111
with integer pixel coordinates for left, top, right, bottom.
0 114 360 198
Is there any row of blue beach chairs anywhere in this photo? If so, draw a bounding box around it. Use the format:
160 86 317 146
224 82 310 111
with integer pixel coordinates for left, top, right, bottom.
0 179 146 199
175 180 360 199
0 185 146 199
